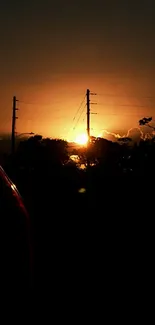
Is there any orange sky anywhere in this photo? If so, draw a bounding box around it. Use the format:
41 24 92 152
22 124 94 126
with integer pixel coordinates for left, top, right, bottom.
0 1 155 140
1 72 155 141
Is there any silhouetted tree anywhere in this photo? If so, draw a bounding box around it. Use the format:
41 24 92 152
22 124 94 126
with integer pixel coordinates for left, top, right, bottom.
139 117 153 126
118 137 132 143
42 138 68 166
15 136 69 170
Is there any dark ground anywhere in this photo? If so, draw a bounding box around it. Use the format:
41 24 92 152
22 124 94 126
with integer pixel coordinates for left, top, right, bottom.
0 137 154 318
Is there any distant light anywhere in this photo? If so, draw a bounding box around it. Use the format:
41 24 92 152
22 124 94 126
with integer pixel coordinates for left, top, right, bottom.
78 188 86 194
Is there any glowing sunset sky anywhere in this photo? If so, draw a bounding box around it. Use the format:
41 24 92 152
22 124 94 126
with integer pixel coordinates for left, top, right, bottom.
0 0 155 140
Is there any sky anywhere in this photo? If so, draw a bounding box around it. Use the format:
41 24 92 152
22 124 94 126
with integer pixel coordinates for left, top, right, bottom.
0 0 155 140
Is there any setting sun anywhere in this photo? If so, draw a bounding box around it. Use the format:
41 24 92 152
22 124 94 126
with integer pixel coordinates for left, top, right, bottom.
75 133 88 145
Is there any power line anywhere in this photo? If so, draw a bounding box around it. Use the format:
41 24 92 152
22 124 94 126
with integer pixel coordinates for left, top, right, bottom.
73 105 86 131
19 100 55 107
97 94 155 99
83 114 86 122
97 113 150 116
97 103 155 108
14 90 155 140
67 94 86 137
72 94 86 123
19 96 84 106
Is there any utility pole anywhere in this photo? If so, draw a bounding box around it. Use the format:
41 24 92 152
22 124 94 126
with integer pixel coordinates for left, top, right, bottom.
11 96 18 156
86 89 90 143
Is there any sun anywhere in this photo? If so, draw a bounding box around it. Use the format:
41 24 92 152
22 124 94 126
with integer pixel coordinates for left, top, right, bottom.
75 133 88 145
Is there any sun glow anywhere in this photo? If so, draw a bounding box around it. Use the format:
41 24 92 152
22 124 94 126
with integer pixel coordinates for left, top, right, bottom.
75 133 88 145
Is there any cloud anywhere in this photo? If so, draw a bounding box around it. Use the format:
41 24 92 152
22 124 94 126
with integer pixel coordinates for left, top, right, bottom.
127 128 143 142
102 129 121 142
102 127 145 142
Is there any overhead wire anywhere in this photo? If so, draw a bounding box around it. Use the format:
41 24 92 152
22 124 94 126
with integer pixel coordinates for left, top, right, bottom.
18 95 87 139
98 113 151 116
94 93 155 118
72 94 86 123
18 100 56 107
67 94 86 137
97 103 155 108
83 114 86 122
17 92 155 138
97 93 155 99
73 105 86 131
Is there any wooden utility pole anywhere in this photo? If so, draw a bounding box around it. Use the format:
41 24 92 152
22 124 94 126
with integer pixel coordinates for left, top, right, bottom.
11 96 18 156
86 89 90 143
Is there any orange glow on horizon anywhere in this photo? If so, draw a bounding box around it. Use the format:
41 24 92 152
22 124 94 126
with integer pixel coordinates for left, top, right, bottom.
74 133 88 145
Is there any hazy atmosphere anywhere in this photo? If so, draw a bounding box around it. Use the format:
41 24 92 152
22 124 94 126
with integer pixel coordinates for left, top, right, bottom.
0 0 155 139
1 1 154 312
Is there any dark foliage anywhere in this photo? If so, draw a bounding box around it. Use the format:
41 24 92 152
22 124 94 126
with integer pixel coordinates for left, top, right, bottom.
1 132 154 313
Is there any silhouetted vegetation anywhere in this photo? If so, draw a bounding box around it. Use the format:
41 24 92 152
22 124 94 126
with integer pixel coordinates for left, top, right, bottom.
1 123 154 307
1 127 155 209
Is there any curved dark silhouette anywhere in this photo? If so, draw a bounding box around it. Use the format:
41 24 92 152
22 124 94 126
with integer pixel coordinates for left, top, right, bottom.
0 166 33 304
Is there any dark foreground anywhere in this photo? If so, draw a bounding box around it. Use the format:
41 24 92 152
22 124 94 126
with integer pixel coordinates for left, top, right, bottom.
1 161 153 319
